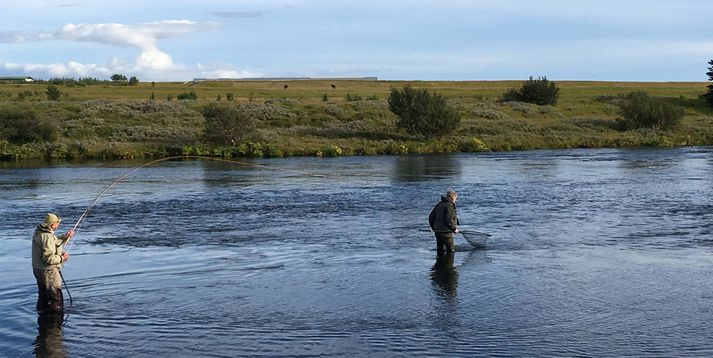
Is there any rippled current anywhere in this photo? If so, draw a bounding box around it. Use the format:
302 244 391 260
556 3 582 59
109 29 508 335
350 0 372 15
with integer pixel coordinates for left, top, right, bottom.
1 147 713 357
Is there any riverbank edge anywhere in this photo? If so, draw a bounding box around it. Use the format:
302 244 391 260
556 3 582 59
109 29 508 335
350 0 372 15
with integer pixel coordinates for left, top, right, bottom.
2 80 712 161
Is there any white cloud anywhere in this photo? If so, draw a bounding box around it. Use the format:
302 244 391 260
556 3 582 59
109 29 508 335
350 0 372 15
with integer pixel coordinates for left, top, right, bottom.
196 63 259 79
53 21 216 70
0 20 221 78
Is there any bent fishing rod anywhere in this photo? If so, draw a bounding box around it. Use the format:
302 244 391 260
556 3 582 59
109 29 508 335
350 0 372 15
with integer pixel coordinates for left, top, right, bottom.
58 155 328 308
64 155 326 250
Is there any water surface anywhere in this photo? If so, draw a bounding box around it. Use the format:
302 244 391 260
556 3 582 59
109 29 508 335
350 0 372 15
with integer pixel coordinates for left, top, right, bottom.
1 148 713 357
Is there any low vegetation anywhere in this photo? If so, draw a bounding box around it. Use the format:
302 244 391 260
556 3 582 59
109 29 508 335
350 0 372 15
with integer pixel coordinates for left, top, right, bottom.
616 92 684 130
501 76 560 105
0 79 711 161
388 85 460 139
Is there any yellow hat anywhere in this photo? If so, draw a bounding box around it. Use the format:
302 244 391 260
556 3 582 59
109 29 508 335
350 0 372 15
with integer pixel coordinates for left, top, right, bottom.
42 213 61 226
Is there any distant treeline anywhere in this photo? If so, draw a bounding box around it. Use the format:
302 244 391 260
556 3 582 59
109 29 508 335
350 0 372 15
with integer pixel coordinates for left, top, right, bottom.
35 75 141 86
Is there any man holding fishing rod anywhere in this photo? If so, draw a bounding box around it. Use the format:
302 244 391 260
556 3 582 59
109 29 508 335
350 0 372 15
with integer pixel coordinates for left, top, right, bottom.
428 190 459 255
32 213 74 313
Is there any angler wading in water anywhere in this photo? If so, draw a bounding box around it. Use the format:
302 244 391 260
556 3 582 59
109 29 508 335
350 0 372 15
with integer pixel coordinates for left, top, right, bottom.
32 213 74 314
428 190 460 255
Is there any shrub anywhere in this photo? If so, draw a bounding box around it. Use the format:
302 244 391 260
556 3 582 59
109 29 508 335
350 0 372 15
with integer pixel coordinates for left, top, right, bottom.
0 108 57 144
128 76 139 86
500 76 560 105
177 91 198 100
382 140 409 155
616 91 684 130
316 144 343 157
388 85 460 139
46 84 61 101
226 93 235 101
459 137 489 152
202 103 256 145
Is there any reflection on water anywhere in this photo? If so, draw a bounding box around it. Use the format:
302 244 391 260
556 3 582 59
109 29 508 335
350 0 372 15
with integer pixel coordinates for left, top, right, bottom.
431 253 458 302
393 154 461 182
34 314 66 358
1 147 713 357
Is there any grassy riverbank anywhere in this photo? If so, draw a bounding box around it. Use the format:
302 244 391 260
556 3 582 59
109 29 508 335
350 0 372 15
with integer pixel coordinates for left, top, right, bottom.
1 80 712 160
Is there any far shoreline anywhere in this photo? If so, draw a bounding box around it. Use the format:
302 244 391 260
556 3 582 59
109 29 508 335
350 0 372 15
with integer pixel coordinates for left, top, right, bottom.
1 79 711 162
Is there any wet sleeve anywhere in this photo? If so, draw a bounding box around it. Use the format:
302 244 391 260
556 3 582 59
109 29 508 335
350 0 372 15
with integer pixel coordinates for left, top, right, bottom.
41 235 62 265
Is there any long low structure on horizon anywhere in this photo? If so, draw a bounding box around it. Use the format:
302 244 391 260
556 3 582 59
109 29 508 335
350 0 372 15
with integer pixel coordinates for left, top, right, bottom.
192 76 378 83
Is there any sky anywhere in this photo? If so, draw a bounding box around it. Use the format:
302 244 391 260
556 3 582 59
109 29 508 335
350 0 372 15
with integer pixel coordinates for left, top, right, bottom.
1 0 712 82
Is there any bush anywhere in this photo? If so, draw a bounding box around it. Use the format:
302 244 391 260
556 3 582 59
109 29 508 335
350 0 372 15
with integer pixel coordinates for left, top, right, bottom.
500 76 560 105
202 103 256 145
46 84 61 101
177 91 198 100
316 144 343 157
616 92 684 130
388 85 460 139
0 108 57 144
459 137 489 152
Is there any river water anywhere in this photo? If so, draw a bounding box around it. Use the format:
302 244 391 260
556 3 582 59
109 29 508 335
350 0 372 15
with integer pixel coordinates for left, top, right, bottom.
1 148 712 357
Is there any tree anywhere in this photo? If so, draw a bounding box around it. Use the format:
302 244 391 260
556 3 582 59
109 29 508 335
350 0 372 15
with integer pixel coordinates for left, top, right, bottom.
704 59 713 107
500 76 560 105
388 85 460 139
617 91 684 130
202 103 256 145
46 84 61 100
111 74 128 83
128 76 139 86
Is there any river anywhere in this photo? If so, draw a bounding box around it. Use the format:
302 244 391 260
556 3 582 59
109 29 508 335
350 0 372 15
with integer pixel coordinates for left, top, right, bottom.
1 147 712 357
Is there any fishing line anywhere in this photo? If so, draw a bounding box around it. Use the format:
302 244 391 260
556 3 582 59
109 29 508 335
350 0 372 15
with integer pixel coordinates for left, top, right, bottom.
58 155 327 308
65 155 326 250
59 269 72 306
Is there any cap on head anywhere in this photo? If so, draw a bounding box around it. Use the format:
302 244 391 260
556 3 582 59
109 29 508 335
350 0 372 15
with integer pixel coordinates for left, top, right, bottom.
446 190 458 201
42 213 61 226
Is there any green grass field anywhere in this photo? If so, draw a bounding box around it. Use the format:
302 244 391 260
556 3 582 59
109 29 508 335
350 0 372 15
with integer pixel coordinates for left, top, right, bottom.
1 79 711 160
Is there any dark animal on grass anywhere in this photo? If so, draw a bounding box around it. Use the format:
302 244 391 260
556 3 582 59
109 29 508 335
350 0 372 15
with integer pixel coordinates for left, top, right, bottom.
283 85 288 90
330 84 336 89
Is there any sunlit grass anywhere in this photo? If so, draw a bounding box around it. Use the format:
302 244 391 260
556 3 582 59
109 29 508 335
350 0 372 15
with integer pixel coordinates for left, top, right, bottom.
0 80 711 160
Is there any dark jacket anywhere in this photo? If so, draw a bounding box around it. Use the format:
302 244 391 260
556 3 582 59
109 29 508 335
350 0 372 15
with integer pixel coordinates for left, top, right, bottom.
429 196 459 233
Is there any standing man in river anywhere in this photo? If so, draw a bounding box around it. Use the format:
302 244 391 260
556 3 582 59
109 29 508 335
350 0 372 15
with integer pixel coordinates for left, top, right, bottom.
428 190 460 255
32 213 74 313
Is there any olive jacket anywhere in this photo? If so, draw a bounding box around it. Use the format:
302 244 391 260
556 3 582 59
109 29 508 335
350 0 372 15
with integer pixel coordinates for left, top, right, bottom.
32 225 69 269
428 196 459 234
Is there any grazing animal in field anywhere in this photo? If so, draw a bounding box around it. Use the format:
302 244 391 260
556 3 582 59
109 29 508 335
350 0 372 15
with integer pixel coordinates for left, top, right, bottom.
283 84 288 90
330 83 336 89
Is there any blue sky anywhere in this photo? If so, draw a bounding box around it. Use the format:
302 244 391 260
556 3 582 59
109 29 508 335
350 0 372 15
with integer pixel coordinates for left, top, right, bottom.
1 0 712 81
